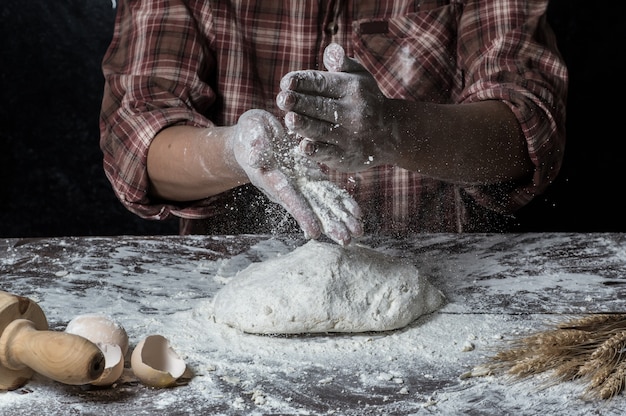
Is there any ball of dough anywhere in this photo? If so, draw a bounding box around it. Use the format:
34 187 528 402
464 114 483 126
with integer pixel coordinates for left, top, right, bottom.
213 240 445 334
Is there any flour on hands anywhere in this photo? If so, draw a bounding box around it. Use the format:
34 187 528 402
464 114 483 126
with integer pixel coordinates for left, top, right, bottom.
233 109 363 245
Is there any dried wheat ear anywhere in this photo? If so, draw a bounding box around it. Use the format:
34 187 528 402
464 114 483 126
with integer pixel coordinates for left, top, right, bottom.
483 314 626 400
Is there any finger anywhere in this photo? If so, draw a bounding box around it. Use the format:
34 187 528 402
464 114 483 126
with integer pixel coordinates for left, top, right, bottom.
284 110 341 139
301 187 352 246
276 89 295 111
323 43 365 73
260 170 322 240
330 194 364 243
280 70 348 98
341 199 364 237
299 139 344 162
299 180 363 246
323 222 352 246
286 91 342 123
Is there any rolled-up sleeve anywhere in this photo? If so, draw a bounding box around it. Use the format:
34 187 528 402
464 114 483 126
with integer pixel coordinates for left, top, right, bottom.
99 0 217 220
351 0 567 215
457 0 568 212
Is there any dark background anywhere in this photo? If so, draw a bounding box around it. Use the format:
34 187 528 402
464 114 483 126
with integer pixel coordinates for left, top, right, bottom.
0 1 623 238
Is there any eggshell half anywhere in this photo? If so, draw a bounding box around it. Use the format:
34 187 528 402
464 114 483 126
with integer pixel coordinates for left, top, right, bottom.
65 314 129 386
65 314 129 357
131 335 186 388
91 343 124 386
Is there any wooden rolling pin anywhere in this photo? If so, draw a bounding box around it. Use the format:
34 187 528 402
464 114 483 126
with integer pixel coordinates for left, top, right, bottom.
0 290 105 390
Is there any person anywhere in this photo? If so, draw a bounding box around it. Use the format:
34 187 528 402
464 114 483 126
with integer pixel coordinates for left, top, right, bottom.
99 0 567 245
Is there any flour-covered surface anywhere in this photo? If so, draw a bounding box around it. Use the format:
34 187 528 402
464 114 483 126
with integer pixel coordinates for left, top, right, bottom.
1 233 626 415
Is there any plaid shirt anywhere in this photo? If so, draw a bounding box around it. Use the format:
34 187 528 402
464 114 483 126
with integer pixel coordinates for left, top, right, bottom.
100 0 567 235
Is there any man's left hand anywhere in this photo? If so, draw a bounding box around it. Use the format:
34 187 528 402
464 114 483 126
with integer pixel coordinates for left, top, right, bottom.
277 43 398 173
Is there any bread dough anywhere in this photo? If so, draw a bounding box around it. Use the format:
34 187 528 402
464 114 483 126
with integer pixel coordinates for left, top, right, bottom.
213 240 445 334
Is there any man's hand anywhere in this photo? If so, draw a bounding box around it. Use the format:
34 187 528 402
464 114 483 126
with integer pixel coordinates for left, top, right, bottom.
231 109 363 245
276 43 398 173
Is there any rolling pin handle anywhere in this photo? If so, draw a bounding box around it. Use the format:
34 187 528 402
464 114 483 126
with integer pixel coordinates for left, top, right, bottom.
0 319 105 385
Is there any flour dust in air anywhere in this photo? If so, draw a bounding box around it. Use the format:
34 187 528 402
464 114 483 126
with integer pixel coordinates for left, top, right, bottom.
213 240 445 334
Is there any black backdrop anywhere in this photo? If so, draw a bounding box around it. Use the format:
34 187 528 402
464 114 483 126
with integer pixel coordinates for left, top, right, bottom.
1 1 623 238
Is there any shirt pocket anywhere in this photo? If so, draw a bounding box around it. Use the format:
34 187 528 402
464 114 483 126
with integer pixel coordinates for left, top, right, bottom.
351 3 462 103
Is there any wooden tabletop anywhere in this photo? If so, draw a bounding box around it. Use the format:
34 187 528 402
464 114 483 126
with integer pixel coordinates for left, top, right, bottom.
1 233 625 415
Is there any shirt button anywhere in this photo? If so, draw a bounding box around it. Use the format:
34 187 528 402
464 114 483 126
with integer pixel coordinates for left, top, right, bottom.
326 21 338 35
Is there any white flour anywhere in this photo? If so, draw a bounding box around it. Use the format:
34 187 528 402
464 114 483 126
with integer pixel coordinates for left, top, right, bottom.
213 240 445 334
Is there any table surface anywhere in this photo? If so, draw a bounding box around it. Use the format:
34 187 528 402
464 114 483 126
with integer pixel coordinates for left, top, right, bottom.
1 233 626 415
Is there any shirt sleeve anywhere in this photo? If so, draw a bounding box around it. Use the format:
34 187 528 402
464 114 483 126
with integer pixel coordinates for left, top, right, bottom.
352 0 568 214
99 0 219 221
456 0 568 213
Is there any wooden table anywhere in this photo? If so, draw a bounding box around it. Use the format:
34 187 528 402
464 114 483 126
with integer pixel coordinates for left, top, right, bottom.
1 233 625 415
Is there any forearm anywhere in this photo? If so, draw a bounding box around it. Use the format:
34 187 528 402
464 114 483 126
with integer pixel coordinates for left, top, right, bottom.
147 125 249 201
389 100 533 185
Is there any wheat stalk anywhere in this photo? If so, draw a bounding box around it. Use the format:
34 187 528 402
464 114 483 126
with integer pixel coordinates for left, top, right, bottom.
598 360 626 399
588 364 615 389
558 314 626 332
485 314 626 400
588 330 626 363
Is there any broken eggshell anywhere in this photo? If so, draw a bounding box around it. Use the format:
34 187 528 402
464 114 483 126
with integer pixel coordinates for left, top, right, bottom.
90 343 124 386
65 313 129 356
131 334 186 388
65 314 129 386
